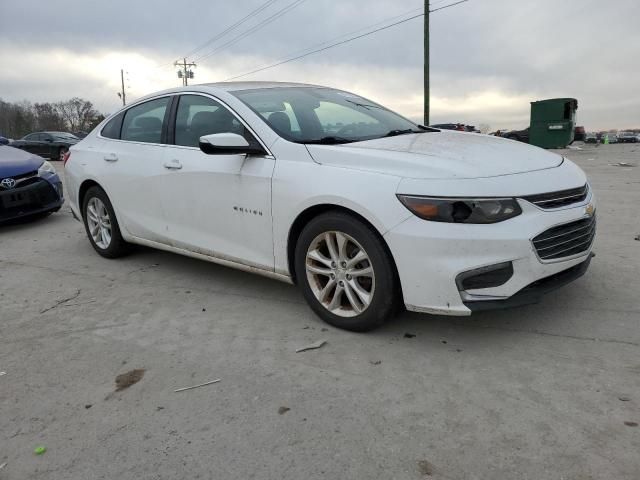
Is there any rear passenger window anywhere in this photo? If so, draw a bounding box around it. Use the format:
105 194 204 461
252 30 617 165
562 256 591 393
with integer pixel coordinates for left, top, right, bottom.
121 97 170 144
174 95 246 147
101 112 124 139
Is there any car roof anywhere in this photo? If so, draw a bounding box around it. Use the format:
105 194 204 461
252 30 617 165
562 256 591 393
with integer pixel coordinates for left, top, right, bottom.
200 81 325 92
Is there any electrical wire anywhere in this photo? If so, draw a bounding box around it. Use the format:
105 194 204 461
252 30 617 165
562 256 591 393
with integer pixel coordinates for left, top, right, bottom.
183 0 280 59
223 12 424 81
222 0 470 82
194 0 307 63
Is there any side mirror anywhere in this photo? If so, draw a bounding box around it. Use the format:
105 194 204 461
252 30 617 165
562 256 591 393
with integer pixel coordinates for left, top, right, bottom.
199 133 266 156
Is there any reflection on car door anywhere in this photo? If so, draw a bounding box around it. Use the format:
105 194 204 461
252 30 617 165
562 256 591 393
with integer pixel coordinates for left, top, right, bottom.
161 94 275 271
97 96 172 242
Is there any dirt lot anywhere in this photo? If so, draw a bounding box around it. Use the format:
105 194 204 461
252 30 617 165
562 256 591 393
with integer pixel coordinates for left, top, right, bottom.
1 143 639 479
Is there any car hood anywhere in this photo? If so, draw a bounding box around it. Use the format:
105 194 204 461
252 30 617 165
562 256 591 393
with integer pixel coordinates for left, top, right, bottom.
0 145 45 177
306 130 564 179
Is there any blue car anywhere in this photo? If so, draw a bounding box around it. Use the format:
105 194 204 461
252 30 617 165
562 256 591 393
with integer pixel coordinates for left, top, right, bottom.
0 145 64 224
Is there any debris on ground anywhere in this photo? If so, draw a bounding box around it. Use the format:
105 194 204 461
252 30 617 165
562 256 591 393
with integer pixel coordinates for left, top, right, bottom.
278 406 290 415
0 371 6 376
202 308 206 312
84 404 92 409
321 328 329 332
441 340 448 344
567 145 582 150
370 360 382 365
618 395 631 402
609 162 636 167
296 340 327 353
0 462 6 470
634 235 640 241
404 333 416 339
115 369 146 391
624 421 638 427
417 459 434 476
174 379 221 393
40 289 81 314
34 446 47 455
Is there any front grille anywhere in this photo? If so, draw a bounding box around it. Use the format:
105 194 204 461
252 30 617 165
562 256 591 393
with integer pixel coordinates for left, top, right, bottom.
532 215 596 260
522 184 589 209
0 170 38 190
0 178 60 220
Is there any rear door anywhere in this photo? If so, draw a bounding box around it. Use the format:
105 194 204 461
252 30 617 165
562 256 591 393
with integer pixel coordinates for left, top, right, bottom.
96 96 173 242
160 93 275 270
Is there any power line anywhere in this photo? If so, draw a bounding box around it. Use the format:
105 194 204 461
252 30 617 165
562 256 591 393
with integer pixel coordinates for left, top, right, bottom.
222 0 470 84
430 0 469 14
195 0 307 63
223 12 425 81
184 0 280 59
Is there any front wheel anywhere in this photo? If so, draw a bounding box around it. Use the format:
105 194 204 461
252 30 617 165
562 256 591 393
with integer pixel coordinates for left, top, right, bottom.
82 186 130 258
295 212 400 332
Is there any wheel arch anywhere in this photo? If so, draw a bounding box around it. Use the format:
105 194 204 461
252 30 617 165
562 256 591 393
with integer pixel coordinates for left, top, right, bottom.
286 204 402 297
78 179 103 218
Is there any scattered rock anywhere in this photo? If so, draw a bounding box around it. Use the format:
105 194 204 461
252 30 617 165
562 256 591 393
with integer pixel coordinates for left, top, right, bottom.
618 395 631 402
321 328 329 332
417 460 434 476
84 404 92 409
404 333 416 339
369 360 382 365
202 308 206 312
156 406 165 411
278 406 291 415
115 369 145 391
624 421 638 427
456 349 463 353
441 340 448 344
634 235 640 242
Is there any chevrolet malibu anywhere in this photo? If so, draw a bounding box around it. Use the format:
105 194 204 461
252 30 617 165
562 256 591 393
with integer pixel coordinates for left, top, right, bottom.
65 82 596 331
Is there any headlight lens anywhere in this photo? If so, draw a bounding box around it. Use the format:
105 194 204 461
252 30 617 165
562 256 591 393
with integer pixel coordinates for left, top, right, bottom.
38 160 56 176
397 195 522 224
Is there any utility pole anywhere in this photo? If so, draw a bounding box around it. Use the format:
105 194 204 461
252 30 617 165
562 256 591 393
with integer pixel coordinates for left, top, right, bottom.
175 58 196 86
120 69 126 106
424 0 430 126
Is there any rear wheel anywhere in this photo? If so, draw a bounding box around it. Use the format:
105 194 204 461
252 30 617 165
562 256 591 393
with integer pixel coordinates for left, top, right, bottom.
82 186 129 258
295 212 399 332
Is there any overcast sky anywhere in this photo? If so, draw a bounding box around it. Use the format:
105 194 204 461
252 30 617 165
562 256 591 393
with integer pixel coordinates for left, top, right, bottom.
1 0 638 130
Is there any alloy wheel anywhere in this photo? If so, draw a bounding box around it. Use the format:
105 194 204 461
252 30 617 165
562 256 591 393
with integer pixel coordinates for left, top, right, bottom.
305 231 375 317
86 197 112 249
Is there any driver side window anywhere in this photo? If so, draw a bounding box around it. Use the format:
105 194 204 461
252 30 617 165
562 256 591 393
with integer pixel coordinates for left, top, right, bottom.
174 95 246 148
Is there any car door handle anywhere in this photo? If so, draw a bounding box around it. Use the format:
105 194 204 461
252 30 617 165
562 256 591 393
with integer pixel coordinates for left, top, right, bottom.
103 153 118 162
163 159 183 170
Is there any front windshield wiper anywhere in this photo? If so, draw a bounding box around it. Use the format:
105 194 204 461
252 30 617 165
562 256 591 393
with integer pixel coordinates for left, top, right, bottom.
384 129 425 137
303 136 355 145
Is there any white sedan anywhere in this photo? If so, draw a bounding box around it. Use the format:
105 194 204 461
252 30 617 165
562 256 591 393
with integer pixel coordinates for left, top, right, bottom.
64 82 596 331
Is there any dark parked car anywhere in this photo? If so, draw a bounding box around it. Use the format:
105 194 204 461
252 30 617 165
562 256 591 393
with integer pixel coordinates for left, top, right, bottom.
10 131 80 161
618 131 638 143
431 123 479 132
503 127 530 143
0 136 9 145
0 145 64 224
574 126 586 142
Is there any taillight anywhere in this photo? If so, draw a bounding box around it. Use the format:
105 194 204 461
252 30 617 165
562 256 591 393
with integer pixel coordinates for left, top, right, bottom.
63 150 71 166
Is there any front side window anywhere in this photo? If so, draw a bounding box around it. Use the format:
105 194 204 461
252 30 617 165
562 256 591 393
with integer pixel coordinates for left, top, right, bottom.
101 112 124 139
24 133 39 141
174 95 246 148
233 87 424 144
121 97 170 144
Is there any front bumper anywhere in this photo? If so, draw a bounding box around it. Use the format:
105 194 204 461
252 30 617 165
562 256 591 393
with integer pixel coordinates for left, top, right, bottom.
0 175 63 223
384 195 596 316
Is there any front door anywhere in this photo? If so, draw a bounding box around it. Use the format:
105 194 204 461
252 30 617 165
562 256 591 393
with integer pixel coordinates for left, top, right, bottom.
160 94 275 271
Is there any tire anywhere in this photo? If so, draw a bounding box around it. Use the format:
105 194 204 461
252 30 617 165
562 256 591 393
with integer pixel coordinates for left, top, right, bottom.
82 186 130 258
57 147 68 162
294 211 400 332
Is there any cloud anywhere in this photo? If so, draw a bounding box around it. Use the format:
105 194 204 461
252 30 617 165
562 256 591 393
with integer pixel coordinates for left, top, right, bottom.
1 0 638 130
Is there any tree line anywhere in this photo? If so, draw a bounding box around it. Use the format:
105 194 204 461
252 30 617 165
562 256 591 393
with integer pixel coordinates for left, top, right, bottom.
0 97 106 139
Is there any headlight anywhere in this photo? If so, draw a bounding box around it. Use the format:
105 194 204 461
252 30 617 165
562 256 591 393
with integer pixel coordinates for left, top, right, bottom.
397 195 522 224
38 160 56 176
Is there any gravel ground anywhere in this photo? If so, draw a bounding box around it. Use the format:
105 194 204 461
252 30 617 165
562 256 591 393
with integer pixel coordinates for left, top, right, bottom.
1 142 639 479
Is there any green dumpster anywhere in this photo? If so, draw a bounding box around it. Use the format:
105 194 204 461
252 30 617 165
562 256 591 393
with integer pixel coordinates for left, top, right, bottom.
529 98 578 149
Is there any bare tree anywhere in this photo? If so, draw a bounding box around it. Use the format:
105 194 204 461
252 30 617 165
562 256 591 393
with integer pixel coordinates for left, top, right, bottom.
56 97 100 132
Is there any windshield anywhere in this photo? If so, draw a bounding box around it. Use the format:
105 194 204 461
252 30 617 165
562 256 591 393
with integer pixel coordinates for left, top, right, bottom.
232 87 426 144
